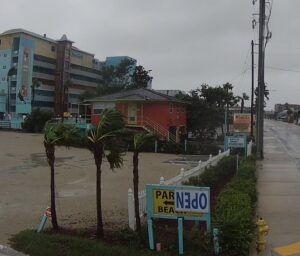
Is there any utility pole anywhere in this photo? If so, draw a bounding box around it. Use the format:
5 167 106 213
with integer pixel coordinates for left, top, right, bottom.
256 0 266 159
251 40 254 138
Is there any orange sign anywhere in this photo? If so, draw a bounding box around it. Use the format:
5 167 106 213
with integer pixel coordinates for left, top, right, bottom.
233 114 255 133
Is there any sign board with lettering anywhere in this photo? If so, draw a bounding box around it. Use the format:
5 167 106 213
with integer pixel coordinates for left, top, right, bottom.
146 184 211 254
224 134 248 156
146 184 210 222
233 113 255 133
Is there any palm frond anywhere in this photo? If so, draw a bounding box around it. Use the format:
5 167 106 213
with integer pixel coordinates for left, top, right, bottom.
134 132 156 151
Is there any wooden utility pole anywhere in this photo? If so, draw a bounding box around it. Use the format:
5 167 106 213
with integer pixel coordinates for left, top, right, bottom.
251 40 254 138
256 0 266 159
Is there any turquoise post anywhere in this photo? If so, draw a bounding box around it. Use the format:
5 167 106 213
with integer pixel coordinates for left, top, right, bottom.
37 215 48 233
178 217 184 255
213 228 220 255
147 219 154 250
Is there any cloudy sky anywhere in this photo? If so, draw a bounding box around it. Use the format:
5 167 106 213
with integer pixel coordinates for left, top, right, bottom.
0 0 299 110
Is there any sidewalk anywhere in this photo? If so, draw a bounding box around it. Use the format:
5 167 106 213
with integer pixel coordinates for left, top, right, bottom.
0 245 26 256
251 124 300 255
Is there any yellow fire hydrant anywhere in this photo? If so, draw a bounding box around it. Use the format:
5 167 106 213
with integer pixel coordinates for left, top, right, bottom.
256 217 270 252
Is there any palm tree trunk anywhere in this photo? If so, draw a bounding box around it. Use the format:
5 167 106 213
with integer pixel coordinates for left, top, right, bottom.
133 151 141 235
50 161 59 229
241 99 244 113
95 151 104 239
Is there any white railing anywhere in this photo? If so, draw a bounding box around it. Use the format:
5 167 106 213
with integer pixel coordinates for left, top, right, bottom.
143 117 176 143
127 149 230 230
247 140 253 157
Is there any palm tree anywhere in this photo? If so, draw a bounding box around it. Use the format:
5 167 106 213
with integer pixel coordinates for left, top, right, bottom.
87 109 125 238
31 78 41 107
238 93 249 113
44 125 61 230
132 132 155 235
44 123 79 230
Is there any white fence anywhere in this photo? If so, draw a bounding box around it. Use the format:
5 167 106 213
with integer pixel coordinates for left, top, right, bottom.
247 140 253 157
127 149 230 230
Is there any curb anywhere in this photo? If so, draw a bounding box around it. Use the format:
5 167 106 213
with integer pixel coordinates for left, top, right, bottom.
0 245 27 256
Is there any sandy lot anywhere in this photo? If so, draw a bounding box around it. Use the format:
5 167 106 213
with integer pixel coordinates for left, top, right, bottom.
0 131 198 245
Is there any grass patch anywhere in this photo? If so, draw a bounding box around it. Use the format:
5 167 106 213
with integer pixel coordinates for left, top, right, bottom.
10 230 168 256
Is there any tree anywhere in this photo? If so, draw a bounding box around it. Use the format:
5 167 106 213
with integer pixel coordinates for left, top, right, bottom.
132 132 155 236
237 93 249 113
31 78 41 106
130 65 152 89
22 108 54 133
176 83 238 140
87 109 125 238
43 123 79 230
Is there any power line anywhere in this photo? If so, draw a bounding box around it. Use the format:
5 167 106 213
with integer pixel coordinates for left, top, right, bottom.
266 66 300 73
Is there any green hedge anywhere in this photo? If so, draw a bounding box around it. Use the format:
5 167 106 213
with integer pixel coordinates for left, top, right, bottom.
214 156 256 255
183 155 236 187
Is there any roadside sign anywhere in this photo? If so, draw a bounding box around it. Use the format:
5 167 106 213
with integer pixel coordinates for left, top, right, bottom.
146 184 211 255
175 189 209 213
147 184 210 221
224 133 248 156
233 113 252 133
227 136 245 148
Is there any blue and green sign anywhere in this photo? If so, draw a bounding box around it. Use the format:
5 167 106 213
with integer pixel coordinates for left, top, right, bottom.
146 184 211 255
224 133 248 156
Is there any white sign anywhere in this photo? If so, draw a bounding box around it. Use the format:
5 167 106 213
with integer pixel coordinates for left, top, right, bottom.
228 136 245 148
175 189 210 213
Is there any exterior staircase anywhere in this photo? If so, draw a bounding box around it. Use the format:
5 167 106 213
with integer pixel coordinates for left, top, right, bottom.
125 116 176 143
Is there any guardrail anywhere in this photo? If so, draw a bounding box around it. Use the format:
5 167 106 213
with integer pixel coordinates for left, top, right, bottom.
127 149 230 230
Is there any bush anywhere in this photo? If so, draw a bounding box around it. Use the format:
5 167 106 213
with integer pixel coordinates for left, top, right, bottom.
22 108 54 133
215 189 254 255
183 155 236 187
214 156 257 255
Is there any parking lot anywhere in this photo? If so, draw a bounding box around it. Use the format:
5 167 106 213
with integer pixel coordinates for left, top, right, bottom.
0 131 192 245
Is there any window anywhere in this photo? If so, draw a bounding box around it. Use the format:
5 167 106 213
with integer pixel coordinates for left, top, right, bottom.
169 103 173 113
3 54 7 57
181 105 185 112
94 109 103 114
3 66 6 69
51 46 55 52
177 105 180 112
0 40 1 45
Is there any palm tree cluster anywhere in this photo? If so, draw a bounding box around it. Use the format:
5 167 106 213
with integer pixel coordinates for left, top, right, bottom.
43 108 154 239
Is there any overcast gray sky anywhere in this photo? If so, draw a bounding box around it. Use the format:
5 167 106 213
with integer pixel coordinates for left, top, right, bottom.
0 0 299 110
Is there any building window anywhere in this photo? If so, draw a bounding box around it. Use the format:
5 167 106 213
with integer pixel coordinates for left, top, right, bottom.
169 103 173 113
181 106 185 112
0 40 1 45
3 66 6 69
51 46 55 52
3 54 7 57
177 105 180 112
94 109 103 114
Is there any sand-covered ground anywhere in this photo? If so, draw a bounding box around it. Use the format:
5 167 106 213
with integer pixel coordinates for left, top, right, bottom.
0 131 198 245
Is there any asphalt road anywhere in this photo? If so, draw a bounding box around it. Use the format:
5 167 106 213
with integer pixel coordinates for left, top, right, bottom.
256 119 300 253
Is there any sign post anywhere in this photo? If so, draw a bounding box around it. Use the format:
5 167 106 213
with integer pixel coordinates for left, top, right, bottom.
146 184 211 254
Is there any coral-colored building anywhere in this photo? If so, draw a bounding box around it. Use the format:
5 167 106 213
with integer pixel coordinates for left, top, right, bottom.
86 88 187 143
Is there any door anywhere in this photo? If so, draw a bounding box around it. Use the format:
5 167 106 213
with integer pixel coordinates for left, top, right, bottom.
128 103 137 124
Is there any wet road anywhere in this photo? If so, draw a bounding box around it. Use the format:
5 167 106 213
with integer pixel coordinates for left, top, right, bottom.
256 119 300 253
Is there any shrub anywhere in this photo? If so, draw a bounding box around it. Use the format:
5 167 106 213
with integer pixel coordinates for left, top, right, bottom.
22 108 54 133
183 155 236 187
215 189 254 255
214 156 257 255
